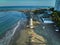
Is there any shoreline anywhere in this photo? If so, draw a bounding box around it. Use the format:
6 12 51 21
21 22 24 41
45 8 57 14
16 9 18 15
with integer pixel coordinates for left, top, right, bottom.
0 23 17 39
0 19 27 45
0 21 19 45
9 20 27 45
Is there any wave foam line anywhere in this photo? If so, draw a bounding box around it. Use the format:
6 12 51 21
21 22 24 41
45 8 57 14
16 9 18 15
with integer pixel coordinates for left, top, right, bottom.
0 20 20 45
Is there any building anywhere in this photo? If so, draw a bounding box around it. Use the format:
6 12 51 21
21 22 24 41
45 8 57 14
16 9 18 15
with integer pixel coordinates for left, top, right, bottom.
55 0 60 11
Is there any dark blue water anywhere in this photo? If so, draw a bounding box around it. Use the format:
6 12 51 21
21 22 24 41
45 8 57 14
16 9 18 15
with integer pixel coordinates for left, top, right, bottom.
0 11 26 36
0 6 53 10
0 6 52 8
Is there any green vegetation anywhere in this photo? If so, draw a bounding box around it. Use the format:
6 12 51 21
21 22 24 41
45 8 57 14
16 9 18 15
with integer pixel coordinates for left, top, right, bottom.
49 8 54 11
51 11 60 27
33 9 47 14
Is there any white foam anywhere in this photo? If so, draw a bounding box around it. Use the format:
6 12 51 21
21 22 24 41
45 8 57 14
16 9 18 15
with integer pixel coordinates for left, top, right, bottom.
11 20 20 37
0 20 20 45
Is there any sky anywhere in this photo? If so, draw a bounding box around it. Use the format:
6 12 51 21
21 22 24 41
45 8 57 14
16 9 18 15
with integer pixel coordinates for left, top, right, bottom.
0 0 56 7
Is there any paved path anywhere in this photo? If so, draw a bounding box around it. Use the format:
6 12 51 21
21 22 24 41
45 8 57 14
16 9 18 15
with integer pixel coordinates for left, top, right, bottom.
34 23 60 45
34 14 60 45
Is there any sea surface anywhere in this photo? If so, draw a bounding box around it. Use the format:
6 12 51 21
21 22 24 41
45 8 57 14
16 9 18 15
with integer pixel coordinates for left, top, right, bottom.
0 11 27 36
0 6 53 10
0 11 27 45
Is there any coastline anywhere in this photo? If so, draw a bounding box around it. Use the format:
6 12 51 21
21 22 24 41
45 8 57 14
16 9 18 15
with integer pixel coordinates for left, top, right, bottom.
9 19 27 45
0 20 19 45
0 23 17 39
0 19 27 45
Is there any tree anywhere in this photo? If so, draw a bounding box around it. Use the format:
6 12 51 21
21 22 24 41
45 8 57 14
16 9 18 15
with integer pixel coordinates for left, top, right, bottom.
51 11 60 28
33 9 47 14
49 8 54 11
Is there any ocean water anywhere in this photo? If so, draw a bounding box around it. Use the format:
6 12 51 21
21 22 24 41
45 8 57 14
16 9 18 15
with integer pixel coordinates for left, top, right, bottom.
0 11 27 36
0 11 27 45
0 6 53 10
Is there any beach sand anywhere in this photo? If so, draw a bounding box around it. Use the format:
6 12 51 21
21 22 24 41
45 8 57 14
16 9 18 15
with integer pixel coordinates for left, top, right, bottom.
9 21 27 45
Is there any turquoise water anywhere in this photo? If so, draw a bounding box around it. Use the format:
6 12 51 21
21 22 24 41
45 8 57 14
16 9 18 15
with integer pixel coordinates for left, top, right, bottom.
0 11 26 36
